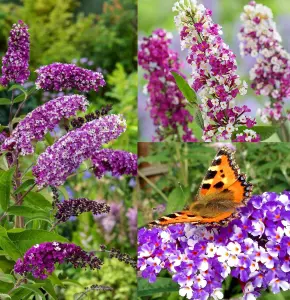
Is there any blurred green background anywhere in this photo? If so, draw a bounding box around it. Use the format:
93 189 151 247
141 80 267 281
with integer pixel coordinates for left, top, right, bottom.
138 142 290 299
0 0 137 299
138 0 290 142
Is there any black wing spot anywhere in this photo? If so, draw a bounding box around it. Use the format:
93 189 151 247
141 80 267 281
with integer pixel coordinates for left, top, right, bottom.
221 174 225 178
167 214 178 219
159 217 168 222
214 181 224 189
205 170 217 180
212 158 221 166
187 214 197 217
202 183 211 190
220 169 224 173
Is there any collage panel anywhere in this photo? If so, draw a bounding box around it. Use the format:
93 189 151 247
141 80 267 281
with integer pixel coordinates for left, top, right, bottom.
0 0 137 299
138 0 290 143
1 0 290 299
137 143 290 299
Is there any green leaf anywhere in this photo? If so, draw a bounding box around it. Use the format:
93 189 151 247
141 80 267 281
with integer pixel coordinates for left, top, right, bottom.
20 284 46 300
0 294 11 299
10 288 32 300
7 206 49 220
13 93 25 104
13 86 36 104
12 116 25 125
42 280 58 299
0 226 7 237
13 179 35 195
0 98 11 105
48 273 64 287
171 71 197 104
137 277 179 297
8 229 68 254
0 236 22 261
0 256 15 273
232 126 277 141
62 279 84 288
0 274 15 284
8 84 27 96
166 187 190 214
44 132 54 146
0 168 15 211
0 155 9 171
23 192 51 210
195 108 204 130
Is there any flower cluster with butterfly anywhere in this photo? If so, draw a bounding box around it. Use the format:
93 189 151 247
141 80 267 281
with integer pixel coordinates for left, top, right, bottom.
138 191 290 300
0 19 137 297
139 0 290 142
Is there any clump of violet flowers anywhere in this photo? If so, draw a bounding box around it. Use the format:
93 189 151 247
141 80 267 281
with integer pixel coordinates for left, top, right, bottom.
138 192 290 299
0 20 30 86
14 242 103 280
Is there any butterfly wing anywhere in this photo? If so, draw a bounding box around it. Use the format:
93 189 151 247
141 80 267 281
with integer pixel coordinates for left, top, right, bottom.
149 147 253 227
198 147 240 197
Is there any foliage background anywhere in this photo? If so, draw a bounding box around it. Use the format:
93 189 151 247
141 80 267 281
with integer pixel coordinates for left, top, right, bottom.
138 142 290 299
0 0 137 299
138 0 290 142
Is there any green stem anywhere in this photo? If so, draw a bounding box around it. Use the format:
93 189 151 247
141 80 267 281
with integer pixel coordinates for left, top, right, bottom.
8 90 15 134
175 143 187 186
138 170 168 203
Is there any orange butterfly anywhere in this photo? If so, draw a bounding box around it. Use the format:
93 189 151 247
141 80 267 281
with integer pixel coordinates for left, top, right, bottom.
149 147 253 227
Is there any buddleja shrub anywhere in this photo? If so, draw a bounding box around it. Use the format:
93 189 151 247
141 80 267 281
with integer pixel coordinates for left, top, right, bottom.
0 21 137 299
139 0 289 142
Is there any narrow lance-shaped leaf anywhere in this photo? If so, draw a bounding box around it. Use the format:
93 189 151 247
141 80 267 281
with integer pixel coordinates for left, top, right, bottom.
171 71 198 104
0 98 12 105
0 168 15 211
138 277 179 297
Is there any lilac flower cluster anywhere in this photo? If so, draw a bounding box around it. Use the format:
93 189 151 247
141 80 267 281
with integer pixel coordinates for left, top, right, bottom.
173 0 259 142
55 198 110 223
32 114 127 188
14 242 102 279
2 95 88 155
0 20 30 86
239 1 290 123
138 29 197 142
35 63 106 92
95 202 137 246
138 191 290 299
91 149 137 179
126 208 137 245
95 202 123 243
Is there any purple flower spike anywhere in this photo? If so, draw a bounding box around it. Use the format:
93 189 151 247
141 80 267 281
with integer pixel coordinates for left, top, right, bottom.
32 114 127 188
239 1 290 123
2 95 88 155
14 242 102 279
35 63 106 92
91 149 137 179
138 29 197 142
138 192 290 299
55 198 110 223
173 1 258 142
0 20 30 86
